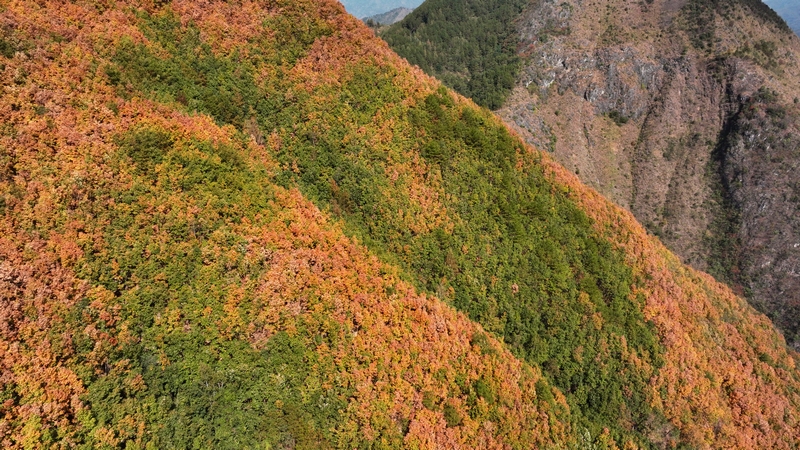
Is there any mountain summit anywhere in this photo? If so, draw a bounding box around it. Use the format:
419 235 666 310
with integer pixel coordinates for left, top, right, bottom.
1 0 800 448
385 0 800 350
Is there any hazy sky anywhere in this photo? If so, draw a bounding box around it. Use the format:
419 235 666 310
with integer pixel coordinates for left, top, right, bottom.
762 0 800 35
339 0 424 19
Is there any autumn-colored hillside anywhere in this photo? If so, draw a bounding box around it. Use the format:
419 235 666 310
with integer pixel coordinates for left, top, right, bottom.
0 0 799 448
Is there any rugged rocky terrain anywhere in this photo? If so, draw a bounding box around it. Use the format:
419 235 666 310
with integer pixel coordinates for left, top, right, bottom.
384 0 800 349
498 0 800 348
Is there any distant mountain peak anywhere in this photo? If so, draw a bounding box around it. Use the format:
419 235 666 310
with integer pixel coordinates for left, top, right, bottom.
363 6 414 25
339 0 422 19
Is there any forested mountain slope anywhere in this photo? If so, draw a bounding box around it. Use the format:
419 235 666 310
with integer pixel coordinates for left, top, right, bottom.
384 0 800 350
1 0 800 448
381 0 528 109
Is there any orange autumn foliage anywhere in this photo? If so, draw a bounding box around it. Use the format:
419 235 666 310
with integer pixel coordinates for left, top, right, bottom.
0 0 798 448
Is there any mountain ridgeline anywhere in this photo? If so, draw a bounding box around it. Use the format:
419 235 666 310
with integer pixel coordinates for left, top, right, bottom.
1 0 800 448
363 7 414 26
384 0 800 350
341 0 422 19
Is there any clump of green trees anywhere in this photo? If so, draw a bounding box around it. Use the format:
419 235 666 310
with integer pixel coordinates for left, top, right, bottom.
381 0 529 109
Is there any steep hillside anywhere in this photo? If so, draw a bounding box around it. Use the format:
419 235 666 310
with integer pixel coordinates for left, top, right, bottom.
1 0 800 448
385 0 800 349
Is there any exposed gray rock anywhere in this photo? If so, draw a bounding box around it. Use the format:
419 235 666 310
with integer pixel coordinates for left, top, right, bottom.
498 0 800 348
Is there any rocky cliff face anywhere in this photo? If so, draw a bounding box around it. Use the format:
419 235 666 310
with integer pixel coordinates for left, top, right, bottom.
717 79 800 347
498 0 800 348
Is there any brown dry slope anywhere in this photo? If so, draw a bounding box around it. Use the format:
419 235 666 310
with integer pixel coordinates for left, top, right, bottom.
499 0 800 348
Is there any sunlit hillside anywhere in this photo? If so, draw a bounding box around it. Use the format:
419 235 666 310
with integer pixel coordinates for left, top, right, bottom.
1 0 799 448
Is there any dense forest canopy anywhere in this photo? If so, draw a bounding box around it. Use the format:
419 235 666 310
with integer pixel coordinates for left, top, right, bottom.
380 0 800 352
381 0 529 109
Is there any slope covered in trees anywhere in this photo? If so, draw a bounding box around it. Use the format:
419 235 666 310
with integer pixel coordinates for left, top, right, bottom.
1 0 799 448
383 0 800 351
381 0 528 109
